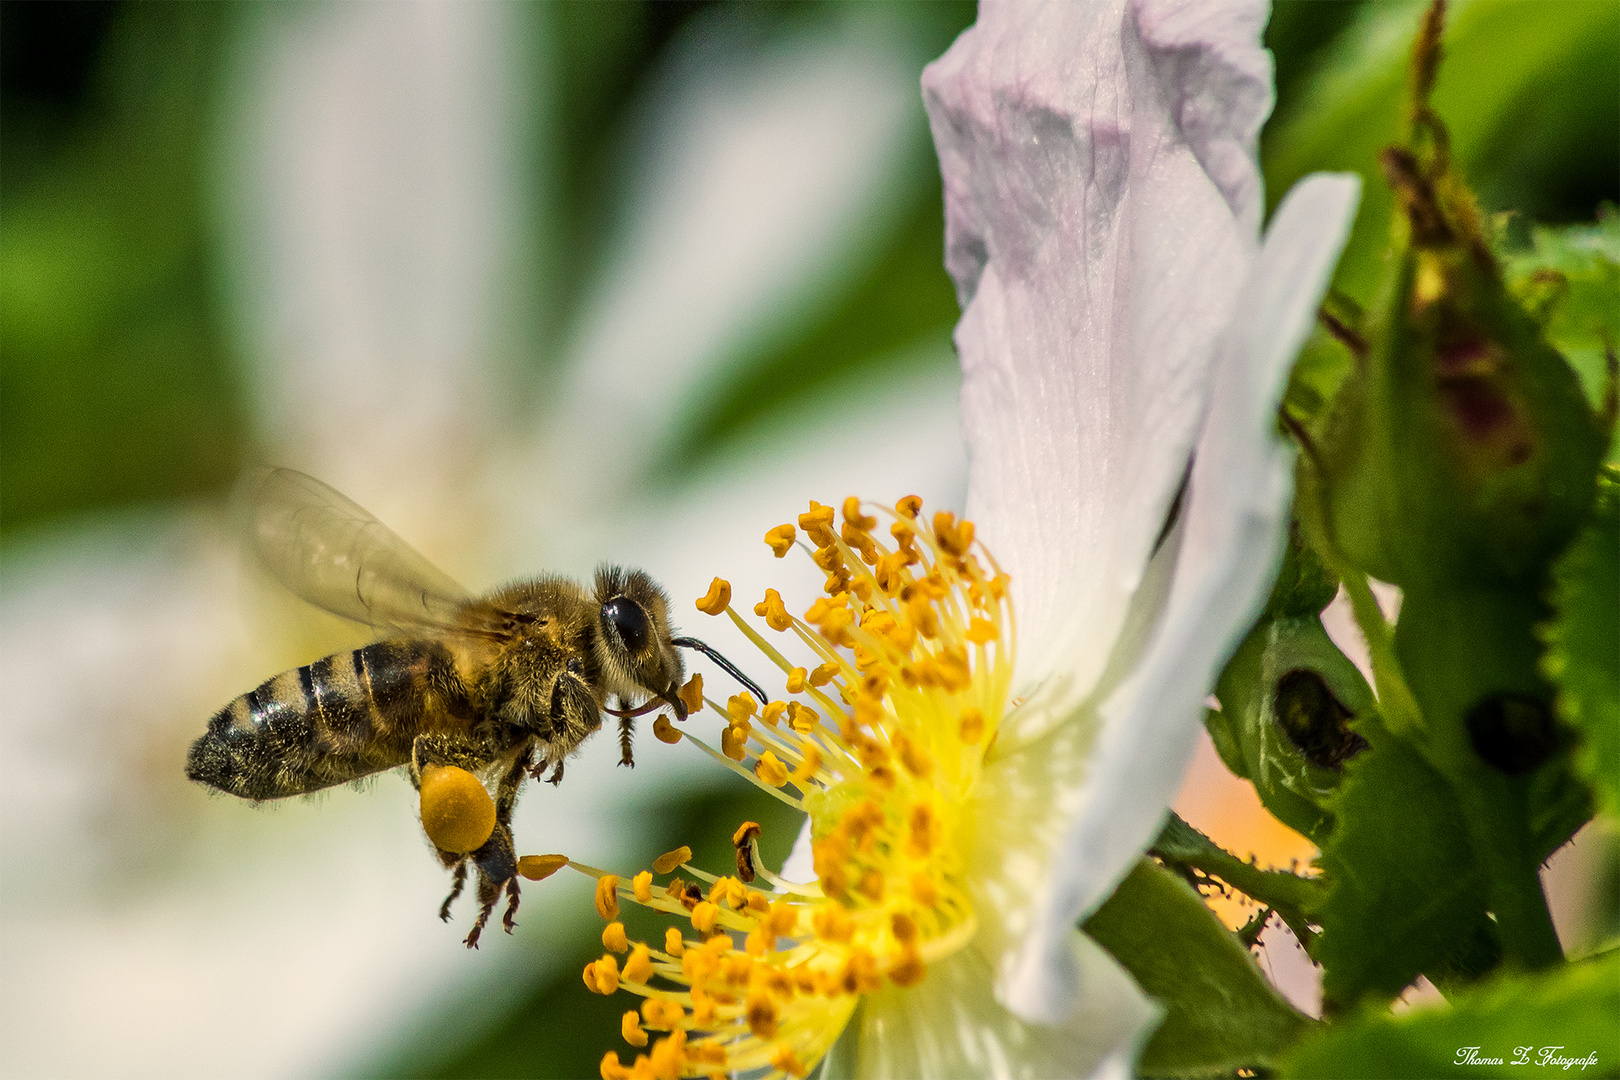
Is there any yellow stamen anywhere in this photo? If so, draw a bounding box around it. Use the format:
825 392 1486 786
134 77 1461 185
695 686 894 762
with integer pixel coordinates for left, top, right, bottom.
695 578 731 616
563 494 1012 1080
678 674 704 717
603 922 629 953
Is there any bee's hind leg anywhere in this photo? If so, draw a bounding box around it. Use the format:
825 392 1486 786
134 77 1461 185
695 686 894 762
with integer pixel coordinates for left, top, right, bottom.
464 750 532 947
438 857 469 922
464 822 517 949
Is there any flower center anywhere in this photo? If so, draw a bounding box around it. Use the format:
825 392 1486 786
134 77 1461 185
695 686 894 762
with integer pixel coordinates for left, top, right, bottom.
533 495 1013 1080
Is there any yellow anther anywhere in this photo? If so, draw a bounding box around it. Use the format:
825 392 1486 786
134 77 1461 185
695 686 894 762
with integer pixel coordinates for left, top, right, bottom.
767 900 798 938
799 502 835 530
762 699 788 726
785 666 808 693
894 731 934 779
841 522 878 564
966 616 998 644
907 804 938 858
791 743 822 784
633 871 654 903
958 707 985 744
722 952 754 984
517 854 568 881
811 905 854 943
649 1031 687 1080
744 890 771 916
601 1051 631 1080
721 724 749 761
771 1044 809 1079
590 955 621 995
603 922 630 953
733 821 761 882
911 872 938 908
786 702 820 733
641 998 684 1031
727 692 758 722
811 544 844 573
754 589 793 631
678 673 703 716
621 1010 649 1048
695 578 731 615
891 911 919 944
888 943 926 987
842 496 876 530
652 715 682 745
746 992 780 1039
745 928 769 957
857 869 885 902
868 763 897 791
418 765 496 854
755 752 789 787
896 495 923 519
765 523 797 557
595 875 621 920
818 606 855 642
663 926 686 957
808 662 840 687
840 949 882 994
934 510 975 556
623 943 654 984
690 987 718 1026
691 901 720 935
689 1041 727 1067
653 846 693 874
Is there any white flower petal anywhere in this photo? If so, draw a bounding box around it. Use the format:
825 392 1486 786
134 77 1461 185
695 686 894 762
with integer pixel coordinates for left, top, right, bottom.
216 0 527 526
524 17 928 532
853 935 1154 1080
921 0 1272 708
1002 173 1362 1023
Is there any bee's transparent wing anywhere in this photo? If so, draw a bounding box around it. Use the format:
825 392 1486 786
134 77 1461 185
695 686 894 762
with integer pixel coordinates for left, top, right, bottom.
241 468 473 634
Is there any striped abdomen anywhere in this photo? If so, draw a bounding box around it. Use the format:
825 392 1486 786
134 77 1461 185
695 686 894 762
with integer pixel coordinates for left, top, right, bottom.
187 640 465 800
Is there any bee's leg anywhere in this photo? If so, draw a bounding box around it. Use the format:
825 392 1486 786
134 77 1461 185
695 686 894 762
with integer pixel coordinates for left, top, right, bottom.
488 748 532 935
438 857 469 921
464 822 517 949
617 701 636 769
546 760 565 786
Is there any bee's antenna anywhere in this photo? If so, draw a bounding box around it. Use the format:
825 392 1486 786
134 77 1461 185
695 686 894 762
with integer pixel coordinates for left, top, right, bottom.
670 637 768 705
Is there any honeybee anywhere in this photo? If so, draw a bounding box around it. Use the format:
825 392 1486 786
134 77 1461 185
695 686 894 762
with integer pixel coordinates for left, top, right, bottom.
187 468 745 946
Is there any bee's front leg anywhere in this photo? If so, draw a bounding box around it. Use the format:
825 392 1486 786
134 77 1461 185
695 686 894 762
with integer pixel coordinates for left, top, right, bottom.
617 702 636 769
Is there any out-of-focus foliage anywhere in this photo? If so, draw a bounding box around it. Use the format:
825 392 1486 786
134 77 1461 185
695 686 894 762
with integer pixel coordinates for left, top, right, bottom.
1 1 242 536
1281 950 1620 1079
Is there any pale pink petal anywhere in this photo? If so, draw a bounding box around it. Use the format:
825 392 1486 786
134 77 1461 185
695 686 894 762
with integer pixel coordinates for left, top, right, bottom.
922 0 1272 706
1003 174 1362 1022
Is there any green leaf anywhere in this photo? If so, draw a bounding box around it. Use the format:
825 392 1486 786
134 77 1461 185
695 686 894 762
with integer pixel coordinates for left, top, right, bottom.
1543 469 1620 816
1264 0 1620 308
1311 718 1497 1008
1084 860 1314 1078
1503 209 1620 422
1282 951 1620 1079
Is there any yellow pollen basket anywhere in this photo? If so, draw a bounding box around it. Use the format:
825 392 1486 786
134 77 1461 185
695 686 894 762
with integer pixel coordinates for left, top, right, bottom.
536 496 1012 1080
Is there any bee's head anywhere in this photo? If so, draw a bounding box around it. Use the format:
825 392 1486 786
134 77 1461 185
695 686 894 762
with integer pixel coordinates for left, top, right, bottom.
593 566 684 714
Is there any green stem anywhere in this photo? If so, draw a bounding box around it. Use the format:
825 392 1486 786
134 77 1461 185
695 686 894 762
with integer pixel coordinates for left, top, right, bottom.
1151 814 1325 947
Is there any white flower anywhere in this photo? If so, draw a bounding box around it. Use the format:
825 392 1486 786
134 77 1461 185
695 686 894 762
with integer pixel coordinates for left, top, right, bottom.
570 2 1361 1079
923 0 1361 1053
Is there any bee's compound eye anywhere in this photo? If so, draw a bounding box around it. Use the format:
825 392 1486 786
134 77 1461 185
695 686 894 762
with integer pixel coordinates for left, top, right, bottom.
602 597 651 655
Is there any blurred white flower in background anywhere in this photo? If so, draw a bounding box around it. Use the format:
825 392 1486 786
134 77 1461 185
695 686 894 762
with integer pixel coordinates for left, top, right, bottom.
0 4 966 1077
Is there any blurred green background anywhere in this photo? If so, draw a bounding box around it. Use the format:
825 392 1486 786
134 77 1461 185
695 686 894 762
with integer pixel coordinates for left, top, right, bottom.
1 2 1614 1077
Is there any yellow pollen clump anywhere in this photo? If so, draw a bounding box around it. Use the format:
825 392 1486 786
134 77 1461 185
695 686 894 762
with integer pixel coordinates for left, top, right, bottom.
557 494 1009 1080
652 715 681 744
418 765 496 854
